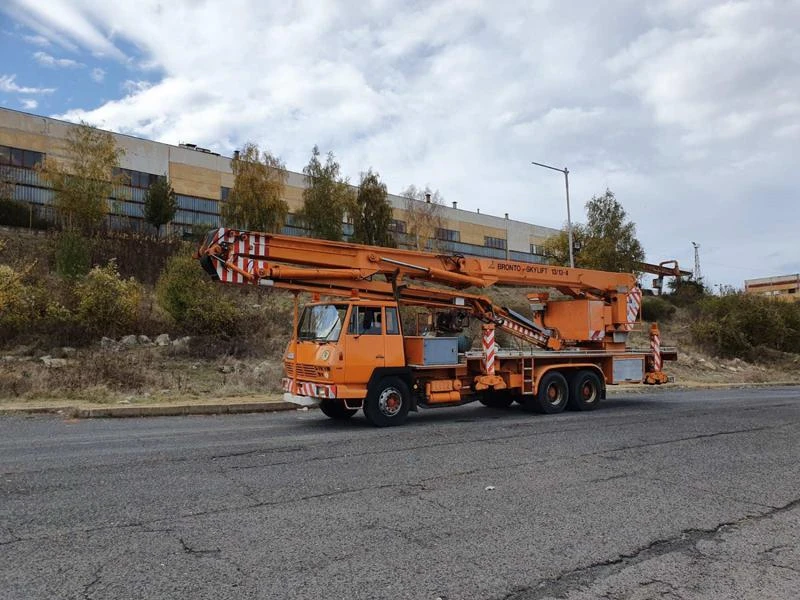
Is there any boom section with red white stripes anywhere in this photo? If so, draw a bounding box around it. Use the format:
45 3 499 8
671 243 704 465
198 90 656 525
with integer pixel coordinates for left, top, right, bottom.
197 227 644 351
198 228 635 295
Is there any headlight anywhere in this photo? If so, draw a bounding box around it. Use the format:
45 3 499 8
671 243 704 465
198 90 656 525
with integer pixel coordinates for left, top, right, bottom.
286 352 295 360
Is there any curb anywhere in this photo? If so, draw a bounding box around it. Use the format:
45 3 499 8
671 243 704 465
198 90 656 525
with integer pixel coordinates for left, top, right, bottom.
606 381 800 395
1 401 301 419
3 382 798 418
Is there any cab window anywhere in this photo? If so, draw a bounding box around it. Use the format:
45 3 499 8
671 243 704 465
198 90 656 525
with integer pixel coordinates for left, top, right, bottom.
385 307 400 335
348 306 383 335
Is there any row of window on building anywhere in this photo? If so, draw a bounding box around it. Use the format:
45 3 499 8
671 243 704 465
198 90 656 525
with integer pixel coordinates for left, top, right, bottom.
0 145 45 169
3 143 549 258
113 167 164 189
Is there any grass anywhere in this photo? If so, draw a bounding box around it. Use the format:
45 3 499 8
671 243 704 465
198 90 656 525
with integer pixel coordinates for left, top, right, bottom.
0 345 286 406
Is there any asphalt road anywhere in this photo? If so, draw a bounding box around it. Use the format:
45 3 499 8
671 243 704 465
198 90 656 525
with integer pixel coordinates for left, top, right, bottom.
1 387 799 600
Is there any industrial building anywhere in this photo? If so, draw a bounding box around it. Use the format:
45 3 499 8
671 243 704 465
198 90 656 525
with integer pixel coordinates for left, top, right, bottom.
0 107 556 263
744 274 800 302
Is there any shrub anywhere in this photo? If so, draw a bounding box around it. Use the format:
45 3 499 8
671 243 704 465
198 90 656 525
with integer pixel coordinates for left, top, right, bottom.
54 230 91 279
641 296 676 322
690 293 800 359
0 265 82 342
664 280 707 308
0 265 32 333
75 260 142 336
155 252 240 334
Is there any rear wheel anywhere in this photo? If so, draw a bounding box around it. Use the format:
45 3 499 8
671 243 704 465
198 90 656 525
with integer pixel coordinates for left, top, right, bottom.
319 398 358 420
567 370 603 411
363 377 410 427
524 371 569 414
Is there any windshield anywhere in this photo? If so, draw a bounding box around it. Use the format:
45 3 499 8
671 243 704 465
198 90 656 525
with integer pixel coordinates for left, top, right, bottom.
297 304 348 342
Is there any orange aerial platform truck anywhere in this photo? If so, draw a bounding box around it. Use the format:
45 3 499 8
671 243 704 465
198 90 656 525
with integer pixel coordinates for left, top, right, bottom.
197 228 675 426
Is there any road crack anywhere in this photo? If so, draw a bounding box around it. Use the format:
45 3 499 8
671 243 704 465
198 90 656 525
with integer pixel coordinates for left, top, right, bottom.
496 495 800 600
81 561 107 600
179 536 221 555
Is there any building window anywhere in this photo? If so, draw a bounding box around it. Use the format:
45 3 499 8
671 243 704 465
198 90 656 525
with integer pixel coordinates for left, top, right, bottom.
389 219 406 234
285 213 303 226
115 167 161 189
0 145 44 169
435 227 460 242
221 186 231 201
484 236 507 250
530 244 545 256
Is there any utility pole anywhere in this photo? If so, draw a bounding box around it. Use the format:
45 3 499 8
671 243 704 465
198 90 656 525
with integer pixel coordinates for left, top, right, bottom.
692 242 702 282
531 161 574 268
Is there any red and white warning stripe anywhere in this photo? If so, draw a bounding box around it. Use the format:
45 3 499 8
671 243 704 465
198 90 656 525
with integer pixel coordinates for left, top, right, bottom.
481 325 496 375
497 318 549 346
213 229 274 284
589 329 605 341
651 331 662 372
624 287 642 331
282 378 337 399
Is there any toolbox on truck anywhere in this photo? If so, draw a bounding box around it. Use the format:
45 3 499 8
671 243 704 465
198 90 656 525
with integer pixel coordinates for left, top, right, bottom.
404 336 459 365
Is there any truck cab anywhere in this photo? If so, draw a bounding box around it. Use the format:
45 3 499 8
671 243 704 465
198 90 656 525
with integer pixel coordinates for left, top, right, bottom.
283 299 406 409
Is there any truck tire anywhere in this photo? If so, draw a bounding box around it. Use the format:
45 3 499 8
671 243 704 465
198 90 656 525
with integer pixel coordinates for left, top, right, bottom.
525 371 569 414
319 399 358 420
479 391 514 409
363 377 410 427
567 370 603 411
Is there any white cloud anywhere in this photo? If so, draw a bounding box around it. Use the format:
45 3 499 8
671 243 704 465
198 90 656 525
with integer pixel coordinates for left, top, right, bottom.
5 0 124 60
20 98 38 109
5 0 800 286
121 79 152 94
90 67 105 82
23 33 50 46
0 74 55 94
33 50 84 68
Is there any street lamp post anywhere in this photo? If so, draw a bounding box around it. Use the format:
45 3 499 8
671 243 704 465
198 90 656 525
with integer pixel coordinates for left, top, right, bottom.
531 161 574 268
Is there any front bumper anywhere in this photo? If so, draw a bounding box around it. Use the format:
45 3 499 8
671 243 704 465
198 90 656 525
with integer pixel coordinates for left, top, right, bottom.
281 378 337 406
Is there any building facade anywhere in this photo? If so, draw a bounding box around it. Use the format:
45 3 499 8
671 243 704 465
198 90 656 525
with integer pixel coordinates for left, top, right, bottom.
0 107 557 263
744 274 800 302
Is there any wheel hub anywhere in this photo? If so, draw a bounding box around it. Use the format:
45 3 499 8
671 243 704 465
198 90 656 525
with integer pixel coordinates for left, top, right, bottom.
378 387 403 417
547 384 562 405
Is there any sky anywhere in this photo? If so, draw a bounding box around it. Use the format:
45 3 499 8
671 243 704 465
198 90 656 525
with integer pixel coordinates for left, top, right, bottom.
1 0 798 288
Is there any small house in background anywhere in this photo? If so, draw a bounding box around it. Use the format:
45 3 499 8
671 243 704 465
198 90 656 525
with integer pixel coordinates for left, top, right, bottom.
744 274 800 302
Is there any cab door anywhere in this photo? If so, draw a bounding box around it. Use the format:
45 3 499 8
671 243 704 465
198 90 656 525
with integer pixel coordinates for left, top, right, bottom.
344 305 386 388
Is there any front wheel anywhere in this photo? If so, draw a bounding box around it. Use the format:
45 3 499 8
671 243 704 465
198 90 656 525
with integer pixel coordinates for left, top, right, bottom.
319 399 358 420
524 371 569 414
363 377 410 427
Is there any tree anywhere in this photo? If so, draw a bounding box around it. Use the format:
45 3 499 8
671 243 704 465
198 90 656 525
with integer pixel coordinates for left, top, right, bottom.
299 146 353 241
351 169 395 247
37 122 125 231
401 185 444 251
545 189 645 273
143 176 177 237
543 223 587 267
0 164 13 203
221 142 288 232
